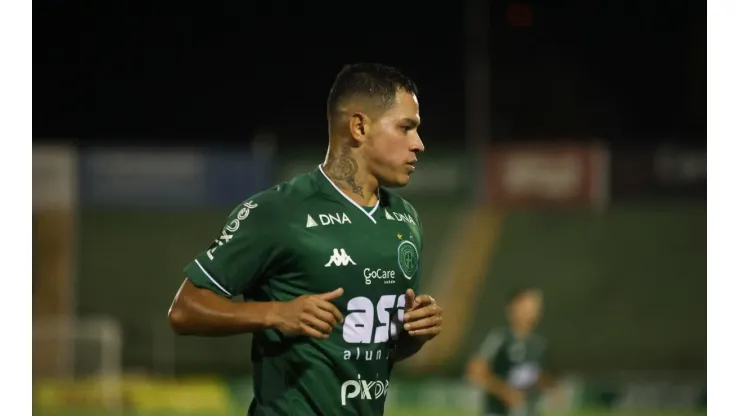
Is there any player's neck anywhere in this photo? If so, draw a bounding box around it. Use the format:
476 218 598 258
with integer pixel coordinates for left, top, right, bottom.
322 146 379 207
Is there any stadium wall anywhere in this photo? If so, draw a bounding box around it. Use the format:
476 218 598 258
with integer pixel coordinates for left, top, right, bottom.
66 145 706 378
74 201 706 376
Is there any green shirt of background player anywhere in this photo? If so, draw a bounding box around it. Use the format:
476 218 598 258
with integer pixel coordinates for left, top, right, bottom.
167 63 443 415
466 288 560 416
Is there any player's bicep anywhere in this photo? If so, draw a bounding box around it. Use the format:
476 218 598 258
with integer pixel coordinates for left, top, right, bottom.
184 200 278 298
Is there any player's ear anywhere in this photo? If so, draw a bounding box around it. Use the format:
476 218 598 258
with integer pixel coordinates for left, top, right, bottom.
348 112 370 143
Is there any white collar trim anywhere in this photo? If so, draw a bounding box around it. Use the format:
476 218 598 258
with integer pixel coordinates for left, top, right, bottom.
317 164 378 224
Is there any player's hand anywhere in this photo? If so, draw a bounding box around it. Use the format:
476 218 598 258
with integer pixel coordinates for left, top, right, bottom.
500 387 526 409
402 289 442 341
272 288 344 339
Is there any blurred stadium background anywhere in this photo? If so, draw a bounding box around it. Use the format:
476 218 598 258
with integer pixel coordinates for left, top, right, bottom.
33 1 706 415
31 141 706 416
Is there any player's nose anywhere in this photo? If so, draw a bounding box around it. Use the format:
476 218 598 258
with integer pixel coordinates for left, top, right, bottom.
411 136 425 153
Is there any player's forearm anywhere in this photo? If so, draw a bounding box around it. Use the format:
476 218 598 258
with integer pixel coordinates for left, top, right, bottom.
394 333 426 361
168 279 278 336
169 299 277 336
479 373 510 397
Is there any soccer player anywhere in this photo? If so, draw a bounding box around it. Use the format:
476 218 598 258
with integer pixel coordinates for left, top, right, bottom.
466 288 558 416
168 63 443 415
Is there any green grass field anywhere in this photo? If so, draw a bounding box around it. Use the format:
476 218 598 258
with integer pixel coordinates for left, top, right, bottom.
33 409 707 416
385 410 707 416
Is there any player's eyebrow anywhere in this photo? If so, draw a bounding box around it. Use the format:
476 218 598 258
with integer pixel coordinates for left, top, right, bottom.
401 117 420 128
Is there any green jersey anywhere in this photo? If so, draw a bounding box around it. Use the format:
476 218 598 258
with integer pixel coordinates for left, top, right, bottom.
184 166 423 416
475 328 548 416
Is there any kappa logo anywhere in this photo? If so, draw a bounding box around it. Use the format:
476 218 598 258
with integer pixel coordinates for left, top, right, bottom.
306 213 351 228
384 209 416 225
325 248 356 267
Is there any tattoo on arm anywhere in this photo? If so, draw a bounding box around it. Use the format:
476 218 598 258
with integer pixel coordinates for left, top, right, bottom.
326 147 364 196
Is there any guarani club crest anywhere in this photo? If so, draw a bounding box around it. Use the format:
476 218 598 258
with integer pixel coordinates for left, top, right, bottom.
397 240 419 280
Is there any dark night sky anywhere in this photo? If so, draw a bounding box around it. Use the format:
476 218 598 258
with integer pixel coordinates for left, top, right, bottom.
33 1 706 147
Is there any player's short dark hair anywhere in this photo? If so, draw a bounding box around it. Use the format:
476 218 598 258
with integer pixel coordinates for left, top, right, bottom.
505 287 542 306
326 63 418 121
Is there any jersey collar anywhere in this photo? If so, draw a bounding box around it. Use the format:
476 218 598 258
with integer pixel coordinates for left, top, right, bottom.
312 164 379 224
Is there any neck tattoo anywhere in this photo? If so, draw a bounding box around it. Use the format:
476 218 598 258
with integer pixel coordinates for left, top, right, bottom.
326 146 364 197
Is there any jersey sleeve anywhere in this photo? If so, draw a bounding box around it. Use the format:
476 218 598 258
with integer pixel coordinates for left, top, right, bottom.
475 329 506 361
183 196 282 298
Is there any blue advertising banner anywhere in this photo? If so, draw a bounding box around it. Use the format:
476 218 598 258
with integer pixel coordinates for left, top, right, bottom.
204 149 274 207
78 147 273 208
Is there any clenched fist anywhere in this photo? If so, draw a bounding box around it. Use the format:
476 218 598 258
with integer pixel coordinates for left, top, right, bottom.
272 288 345 339
403 288 442 341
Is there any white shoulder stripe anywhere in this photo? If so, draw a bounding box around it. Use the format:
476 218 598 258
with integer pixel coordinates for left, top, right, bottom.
194 259 233 297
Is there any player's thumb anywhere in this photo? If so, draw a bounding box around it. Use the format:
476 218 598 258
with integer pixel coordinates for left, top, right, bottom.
318 287 344 300
405 289 415 311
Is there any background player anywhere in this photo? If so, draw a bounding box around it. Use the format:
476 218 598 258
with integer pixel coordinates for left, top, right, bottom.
466 288 560 416
167 63 443 415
